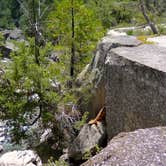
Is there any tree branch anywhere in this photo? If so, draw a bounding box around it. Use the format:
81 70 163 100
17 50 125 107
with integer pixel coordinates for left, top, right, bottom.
139 0 158 34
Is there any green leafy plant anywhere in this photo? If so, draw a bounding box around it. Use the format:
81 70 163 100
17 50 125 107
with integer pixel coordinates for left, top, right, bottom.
0 38 65 142
137 35 154 44
82 144 102 160
44 157 67 166
158 25 166 35
74 111 89 130
47 0 105 76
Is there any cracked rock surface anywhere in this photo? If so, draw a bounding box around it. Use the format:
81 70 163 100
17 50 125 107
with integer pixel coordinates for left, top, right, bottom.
87 34 166 140
81 127 166 166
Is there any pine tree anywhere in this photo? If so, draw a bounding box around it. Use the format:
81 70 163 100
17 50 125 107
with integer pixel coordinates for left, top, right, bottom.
47 0 104 78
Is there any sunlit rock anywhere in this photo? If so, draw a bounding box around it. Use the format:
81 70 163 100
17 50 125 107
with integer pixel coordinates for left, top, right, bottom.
0 150 42 166
82 127 166 166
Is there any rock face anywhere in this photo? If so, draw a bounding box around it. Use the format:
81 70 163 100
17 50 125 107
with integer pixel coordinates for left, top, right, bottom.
81 127 166 166
1 28 24 40
105 42 166 139
0 150 42 166
0 28 24 58
68 122 106 161
88 33 166 140
87 35 141 118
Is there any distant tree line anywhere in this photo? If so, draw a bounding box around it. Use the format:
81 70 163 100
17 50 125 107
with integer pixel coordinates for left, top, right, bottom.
0 0 166 30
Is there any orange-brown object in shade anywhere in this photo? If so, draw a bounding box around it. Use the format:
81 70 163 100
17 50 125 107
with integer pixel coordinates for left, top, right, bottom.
88 107 106 125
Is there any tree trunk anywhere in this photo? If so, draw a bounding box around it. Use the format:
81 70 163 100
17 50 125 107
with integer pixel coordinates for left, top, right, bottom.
32 0 40 65
139 0 158 34
70 0 75 77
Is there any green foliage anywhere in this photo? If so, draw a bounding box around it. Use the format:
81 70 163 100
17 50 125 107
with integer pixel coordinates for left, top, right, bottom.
126 30 134 36
62 91 77 104
0 0 166 31
0 38 66 142
77 82 94 112
44 157 67 166
19 0 54 33
0 32 4 47
82 144 102 160
47 0 105 75
0 0 14 28
158 25 166 35
86 0 136 28
74 111 89 130
2 143 24 154
126 28 154 36
82 149 92 160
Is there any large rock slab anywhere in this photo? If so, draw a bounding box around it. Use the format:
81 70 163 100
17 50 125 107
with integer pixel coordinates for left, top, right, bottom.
110 44 166 72
0 150 42 166
81 127 166 166
105 43 166 139
68 122 106 161
87 33 166 140
86 36 141 118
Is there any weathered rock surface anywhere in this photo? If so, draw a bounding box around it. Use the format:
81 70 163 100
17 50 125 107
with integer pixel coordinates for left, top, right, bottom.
0 28 25 58
68 122 106 161
87 33 166 140
105 42 166 139
81 127 166 166
0 150 42 166
147 36 166 48
87 35 142 118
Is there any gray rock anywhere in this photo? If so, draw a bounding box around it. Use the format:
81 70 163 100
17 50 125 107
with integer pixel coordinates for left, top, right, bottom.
76 64 90 85
0 28 25 58
59 153 69 162
40 129 53 143
2 28 24 40
49 79 61 93
107 29 127 36
109 44 166 72
91 35 141 73
81 127 166 166
0 150 42 166
147 36 166 48
68 122 106 161
86 33 166 140
86 35 141 119
105 43 166 139
49 51 61 62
